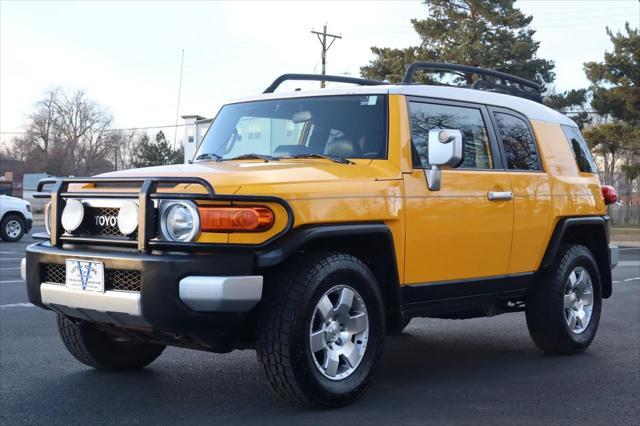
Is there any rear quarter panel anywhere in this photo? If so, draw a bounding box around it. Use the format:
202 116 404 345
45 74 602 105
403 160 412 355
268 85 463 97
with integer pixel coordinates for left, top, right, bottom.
531 120 606 265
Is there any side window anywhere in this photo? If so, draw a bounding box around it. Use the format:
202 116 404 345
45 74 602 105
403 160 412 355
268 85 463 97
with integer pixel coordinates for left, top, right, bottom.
493 112 541 171
561 125 597 173
409 102 493 169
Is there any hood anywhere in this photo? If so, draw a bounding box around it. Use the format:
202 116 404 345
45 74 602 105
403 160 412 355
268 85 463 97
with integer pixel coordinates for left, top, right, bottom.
99 160 401 195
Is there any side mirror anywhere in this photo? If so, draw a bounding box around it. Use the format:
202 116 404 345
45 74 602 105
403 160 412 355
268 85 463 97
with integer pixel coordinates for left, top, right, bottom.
425 129 463 191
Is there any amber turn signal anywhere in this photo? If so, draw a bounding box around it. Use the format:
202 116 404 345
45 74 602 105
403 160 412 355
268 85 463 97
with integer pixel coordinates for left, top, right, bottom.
198 206 274 232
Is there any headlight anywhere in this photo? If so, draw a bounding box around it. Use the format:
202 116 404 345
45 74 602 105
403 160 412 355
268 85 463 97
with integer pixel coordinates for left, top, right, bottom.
160 201 200 242
61 199 85 233
44 202 52 235
117 201 139 236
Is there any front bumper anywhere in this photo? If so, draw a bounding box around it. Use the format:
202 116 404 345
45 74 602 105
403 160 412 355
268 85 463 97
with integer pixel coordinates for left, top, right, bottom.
25 218 33 234
25 242 261 332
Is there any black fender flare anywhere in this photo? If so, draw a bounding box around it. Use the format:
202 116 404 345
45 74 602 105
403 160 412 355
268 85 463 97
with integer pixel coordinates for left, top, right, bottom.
540 216 613 298
255 223 404 327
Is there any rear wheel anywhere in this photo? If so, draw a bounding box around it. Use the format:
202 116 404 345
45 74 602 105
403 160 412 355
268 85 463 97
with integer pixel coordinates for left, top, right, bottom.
57 315 165 370
256 252 386 407
0 214 25 242
525 244 602 355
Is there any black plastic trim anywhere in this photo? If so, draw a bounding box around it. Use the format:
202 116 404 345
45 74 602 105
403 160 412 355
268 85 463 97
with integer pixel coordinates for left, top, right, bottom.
540 215 613 298
401 273 533 316
256 223 393 267
263 73 385 93
540 216 606 269
25 242 254 331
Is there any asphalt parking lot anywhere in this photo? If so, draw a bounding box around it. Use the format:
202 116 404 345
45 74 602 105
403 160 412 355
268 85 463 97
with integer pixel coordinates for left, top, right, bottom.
1 229 638 425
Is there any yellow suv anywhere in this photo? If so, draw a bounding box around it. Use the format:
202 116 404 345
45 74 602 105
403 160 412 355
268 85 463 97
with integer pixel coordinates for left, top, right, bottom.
23 62 618 407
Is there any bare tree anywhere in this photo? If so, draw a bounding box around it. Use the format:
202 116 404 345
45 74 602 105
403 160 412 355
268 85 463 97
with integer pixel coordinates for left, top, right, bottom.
7 88 123 176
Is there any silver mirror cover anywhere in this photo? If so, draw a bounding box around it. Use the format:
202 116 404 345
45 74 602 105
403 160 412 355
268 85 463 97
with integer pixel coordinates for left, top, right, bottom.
428 129 463 167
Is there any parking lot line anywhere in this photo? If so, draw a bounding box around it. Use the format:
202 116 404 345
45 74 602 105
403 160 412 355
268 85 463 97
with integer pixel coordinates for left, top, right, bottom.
0 280 24 284
0 267 20 270
623 277 640 282
0 303 34 309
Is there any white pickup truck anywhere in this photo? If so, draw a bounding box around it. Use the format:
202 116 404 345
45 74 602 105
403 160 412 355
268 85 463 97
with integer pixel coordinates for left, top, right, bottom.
0 195 33 242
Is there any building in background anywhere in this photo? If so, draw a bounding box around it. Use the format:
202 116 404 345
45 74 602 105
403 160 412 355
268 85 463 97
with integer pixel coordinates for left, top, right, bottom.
23 173 52 211
181 113 304 164
182 115 212 163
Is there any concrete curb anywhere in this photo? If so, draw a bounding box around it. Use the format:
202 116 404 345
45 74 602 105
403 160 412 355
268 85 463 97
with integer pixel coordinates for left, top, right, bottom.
612 241 640 248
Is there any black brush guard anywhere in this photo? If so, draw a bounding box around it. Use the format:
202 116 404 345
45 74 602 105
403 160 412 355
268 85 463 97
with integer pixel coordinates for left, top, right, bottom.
34 177 293 252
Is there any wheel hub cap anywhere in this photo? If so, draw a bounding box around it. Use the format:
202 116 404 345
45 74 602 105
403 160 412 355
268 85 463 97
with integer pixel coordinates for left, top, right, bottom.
309 285 369 381
564 266 594 334
6 220 21 238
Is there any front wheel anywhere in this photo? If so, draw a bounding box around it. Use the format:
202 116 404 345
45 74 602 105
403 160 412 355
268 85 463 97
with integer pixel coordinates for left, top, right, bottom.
256 252 386 407
57 315 166 370
525 244 602 355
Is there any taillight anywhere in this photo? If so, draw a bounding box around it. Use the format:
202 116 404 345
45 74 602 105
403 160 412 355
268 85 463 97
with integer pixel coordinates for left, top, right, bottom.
601 185 618 205
198 206 274 232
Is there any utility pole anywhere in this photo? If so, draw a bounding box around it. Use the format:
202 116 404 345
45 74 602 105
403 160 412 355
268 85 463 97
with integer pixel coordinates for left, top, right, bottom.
311 24 341 88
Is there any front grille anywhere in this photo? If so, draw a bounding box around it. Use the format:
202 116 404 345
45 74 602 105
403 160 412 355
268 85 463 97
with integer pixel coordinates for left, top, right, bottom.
71 206 138 240
43 264 65 285
89 207 122 237
106 270 142 292
41 263 142 292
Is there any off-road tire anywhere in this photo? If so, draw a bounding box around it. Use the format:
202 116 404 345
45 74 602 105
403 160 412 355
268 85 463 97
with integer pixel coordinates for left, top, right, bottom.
525 244 602 355
256 252 386 407
57 314 166 370
0 214 25 242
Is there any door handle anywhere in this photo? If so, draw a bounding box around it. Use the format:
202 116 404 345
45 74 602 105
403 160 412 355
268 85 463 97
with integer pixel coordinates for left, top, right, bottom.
487 191 513 201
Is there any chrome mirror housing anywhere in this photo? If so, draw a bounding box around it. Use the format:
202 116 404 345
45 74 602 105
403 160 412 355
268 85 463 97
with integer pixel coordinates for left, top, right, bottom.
425 129 463 191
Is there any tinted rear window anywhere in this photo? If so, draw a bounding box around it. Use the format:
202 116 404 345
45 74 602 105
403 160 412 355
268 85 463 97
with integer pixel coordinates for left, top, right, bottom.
493 112 541 171
561 125 597 173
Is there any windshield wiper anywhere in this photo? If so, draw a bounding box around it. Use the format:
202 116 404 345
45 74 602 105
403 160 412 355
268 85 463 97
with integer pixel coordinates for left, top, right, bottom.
286 153 354 164
193 152 222 162
223 153 279 162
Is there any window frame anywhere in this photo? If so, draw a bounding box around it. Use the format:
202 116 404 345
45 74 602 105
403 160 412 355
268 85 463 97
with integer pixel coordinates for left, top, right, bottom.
195 94 390 161
406 96 505 171
487 106 545 173
560 124 598 174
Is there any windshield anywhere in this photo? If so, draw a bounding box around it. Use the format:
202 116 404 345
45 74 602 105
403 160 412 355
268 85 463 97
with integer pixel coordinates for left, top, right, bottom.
195 95 387 161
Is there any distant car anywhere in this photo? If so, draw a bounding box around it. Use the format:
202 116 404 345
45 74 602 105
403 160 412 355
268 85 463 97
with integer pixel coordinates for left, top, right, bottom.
0 195 33 242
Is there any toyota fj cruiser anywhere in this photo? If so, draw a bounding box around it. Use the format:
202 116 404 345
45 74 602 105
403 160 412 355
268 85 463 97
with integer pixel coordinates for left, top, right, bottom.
23 62 618 407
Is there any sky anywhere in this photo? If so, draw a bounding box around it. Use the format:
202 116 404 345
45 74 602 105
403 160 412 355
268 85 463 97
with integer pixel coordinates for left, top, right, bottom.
1 0 638 145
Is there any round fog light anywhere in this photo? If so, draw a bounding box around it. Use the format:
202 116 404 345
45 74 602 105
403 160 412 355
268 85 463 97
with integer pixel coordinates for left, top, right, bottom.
117 201 139 235
61 199 85 233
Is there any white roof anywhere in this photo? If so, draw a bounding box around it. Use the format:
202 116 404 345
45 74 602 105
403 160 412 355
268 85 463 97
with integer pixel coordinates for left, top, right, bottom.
229 84 577 127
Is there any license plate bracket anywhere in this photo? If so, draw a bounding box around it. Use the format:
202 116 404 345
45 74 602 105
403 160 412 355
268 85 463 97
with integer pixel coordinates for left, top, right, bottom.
65 259 105 293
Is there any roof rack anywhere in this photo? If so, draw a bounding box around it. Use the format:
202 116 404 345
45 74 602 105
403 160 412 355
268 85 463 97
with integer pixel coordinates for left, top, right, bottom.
401 62 544 103
263 73 385 94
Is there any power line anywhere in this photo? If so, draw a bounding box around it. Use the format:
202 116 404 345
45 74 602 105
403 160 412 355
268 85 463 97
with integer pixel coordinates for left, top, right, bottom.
0 123 189 136
311 23 342 88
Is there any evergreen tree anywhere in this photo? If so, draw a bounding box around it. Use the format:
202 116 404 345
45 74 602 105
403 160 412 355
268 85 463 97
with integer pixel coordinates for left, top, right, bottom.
133 131 183 168
584 23 639 124
361 0 555 85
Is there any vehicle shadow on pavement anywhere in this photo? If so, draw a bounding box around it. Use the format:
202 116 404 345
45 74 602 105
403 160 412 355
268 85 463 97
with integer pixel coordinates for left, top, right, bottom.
6 315 624 425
